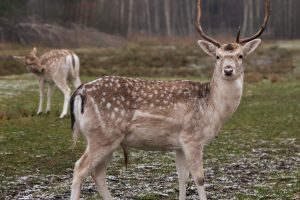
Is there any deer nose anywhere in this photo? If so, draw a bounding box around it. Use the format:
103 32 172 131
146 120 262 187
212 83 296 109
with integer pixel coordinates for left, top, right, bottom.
224 66 234 76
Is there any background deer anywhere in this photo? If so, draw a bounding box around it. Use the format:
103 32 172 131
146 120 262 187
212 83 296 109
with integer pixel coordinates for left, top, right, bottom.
13 48 81 118
69 0 270 199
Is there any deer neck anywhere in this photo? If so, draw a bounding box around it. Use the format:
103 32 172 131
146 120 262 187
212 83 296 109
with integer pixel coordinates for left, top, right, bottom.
207 72 244 124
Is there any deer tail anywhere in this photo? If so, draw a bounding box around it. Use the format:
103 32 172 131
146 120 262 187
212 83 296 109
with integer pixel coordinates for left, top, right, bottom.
70 84 85 148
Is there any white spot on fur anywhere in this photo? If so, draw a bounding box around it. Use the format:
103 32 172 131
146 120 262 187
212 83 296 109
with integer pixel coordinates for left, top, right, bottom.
121 109 125 116
106 102 111 109
111 112 115 119
132 110 166 121
90 97 105 131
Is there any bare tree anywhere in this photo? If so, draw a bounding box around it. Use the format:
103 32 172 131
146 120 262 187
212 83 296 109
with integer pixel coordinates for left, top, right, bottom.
3 0 300 40
128 0 134 36
164 0 172 36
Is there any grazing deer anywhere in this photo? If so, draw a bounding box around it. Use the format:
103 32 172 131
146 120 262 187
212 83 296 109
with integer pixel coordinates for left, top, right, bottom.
69 0 270 199
13 48 81 118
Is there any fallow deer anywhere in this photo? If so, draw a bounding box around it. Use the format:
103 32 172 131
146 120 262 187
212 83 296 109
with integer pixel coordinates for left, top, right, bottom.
69 0 270 199
13 48 81 118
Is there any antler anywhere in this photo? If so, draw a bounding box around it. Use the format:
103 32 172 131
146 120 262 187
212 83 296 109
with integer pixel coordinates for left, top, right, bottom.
195 0 221 47
237 0 271 44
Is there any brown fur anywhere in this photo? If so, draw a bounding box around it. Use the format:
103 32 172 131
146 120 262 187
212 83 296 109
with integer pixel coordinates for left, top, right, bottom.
223 43 239 52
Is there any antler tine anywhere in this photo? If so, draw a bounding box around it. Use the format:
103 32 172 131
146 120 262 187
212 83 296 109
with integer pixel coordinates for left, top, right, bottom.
237 0 271 44
236 26 241 43
195 0 221 47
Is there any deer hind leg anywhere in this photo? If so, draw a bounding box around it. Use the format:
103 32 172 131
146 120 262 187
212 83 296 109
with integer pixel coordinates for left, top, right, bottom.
37 77 44 115
182 145 207 200
72 76 81 88
71 149 90 200
71 129 124 200
52 76 71 118
91 153 113 200
69 54 81 88
87 135 124 199
176 150 190 200
45 84 55 114
71 149 112 200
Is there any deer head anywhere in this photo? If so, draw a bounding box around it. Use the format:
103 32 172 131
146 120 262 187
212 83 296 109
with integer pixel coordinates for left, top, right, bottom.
195 0 270 81
13 47 44 74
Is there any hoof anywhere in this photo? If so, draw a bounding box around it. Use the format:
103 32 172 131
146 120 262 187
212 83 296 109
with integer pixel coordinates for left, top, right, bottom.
59 114 67 118
45 111 50 115
37 112 42 115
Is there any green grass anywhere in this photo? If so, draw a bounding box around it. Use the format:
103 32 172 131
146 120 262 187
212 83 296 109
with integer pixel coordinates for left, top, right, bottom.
2 40 300 80
0 74 299 199
0 39 299 199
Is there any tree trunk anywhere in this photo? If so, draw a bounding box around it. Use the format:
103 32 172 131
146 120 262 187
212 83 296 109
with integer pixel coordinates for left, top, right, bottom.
145 0 151 35
128 0 134 36
153 0 160 34
242 1 249 35
164 0 172 36
186 0 193 35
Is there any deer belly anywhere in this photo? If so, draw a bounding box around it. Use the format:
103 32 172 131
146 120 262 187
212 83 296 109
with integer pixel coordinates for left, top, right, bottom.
123 123 181 151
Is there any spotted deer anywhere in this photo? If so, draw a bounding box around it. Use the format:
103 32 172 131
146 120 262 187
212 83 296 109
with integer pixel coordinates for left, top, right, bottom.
13 48 81 118
69 0 270 199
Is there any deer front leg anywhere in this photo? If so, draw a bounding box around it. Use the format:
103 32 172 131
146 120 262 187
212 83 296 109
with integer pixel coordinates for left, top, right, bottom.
37 77 44 115
176 150 189 200
46 84 55 114
183 144 207 200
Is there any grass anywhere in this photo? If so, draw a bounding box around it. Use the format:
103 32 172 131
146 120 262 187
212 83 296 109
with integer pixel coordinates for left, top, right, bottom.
1 40 299 80
0 41 299 199
0 74 299 199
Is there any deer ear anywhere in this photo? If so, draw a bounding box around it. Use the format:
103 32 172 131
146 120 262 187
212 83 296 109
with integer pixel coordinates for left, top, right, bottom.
13 56 26 64
30 47 37 56
197 40 217 57
242 39 261 56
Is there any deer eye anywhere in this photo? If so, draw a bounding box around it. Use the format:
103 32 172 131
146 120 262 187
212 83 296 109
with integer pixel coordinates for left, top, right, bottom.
239 55 243 59
216 56 220 60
